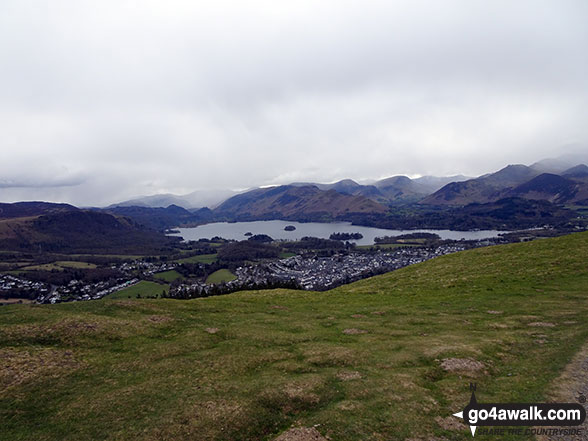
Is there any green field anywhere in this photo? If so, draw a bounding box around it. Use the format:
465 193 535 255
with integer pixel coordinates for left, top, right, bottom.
104 281 169 299
177 253 218 264
278 252 296 259
205 268 237 284
19 261 98 271
1 232 588 440
153 270 184 282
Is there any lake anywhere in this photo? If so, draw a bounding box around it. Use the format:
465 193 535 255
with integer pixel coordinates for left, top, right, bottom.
169 220 504 246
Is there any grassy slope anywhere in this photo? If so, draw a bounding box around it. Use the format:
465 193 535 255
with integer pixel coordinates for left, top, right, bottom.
1 232 588 441
206 268 237 284
153 270 184 282
104 281 169 299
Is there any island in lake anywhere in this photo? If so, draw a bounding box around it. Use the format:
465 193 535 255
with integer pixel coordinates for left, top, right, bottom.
330 232 363 241
284 225 296 231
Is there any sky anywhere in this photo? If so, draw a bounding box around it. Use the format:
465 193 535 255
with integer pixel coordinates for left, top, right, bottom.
1 0 587 206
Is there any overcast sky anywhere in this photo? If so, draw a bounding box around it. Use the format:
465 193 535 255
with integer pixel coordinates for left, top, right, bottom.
1 0 587 206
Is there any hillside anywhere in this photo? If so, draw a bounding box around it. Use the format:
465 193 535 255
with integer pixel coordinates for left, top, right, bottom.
506 173 585 204
213 185 387 221
420 164 541 206
0 203 177 254
2 232 588 440
105 205 214 230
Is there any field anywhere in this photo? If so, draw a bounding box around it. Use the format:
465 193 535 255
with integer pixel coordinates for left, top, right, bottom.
153 270 184 282
19 261 98 271
206 268 237 284
1 232 588 440
104 281 169 299
177 253 218 264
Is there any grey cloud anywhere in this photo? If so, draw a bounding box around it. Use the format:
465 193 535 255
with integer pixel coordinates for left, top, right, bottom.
0 0 587 206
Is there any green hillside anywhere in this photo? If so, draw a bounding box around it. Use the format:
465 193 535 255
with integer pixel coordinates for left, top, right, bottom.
1 232 588 440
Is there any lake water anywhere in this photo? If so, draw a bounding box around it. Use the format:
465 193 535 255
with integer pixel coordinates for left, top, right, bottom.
169 220 504 246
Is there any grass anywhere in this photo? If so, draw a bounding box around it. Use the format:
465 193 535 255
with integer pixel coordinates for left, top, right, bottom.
1 232 588 440
104 281 169 299
279 252 296 259
19 261 98 271
153 270 184 282
206 268 237 284
177 253 218 264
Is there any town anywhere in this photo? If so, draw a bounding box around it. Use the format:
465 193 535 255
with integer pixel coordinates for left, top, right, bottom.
0 232 547 305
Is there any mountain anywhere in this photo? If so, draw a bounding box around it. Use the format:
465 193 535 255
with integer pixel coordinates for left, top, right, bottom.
213 185 387 221
110 189 239 210
105 205 214 230
506 173 585 204
412 175 471 193
288 174 472 205
562 164 588 179
0 202 176 253
421 164 541 205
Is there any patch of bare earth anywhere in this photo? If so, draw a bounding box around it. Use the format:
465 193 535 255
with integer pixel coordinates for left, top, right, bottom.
371 311 386 315
528 322 556 327
0 347 83 394
274 427 327 441
486 310 503 314
204 327 220 334
351 314 366 318
336 370 362 381
342 328 368 335
435 416 468 431
440 358 485 375
536 340 588 441
146 315 172 323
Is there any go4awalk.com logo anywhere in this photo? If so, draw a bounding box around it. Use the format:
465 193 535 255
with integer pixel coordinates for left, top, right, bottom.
452 384 586 437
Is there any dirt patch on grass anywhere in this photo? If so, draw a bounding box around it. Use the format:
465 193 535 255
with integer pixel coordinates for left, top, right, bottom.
204 327 220 334
342 328 368 335
0 347 83 393
146 315 172 324
336 370 362 381
440 358 485 375
486 310 503 314
274 427 327 441
351 314 366 318
528 322 556 327
435 416 468 431
371 311 386 315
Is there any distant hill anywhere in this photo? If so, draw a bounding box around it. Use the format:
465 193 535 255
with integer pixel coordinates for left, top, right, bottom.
506 173 584 204
423 163 588 206
213 185 387 221
105 205 214 230
110 189 239 209
421 164 542 205
0 202 177 254
562 164 588 179
0 201 78 219
288 175 471 205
